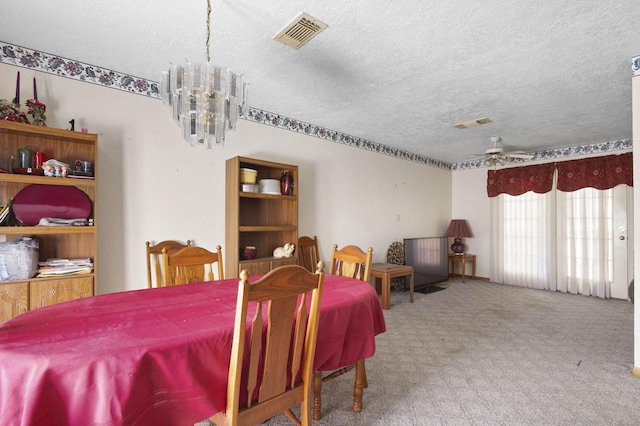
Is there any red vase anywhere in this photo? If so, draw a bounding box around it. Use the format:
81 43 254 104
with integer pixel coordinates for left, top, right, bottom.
280 172 292 195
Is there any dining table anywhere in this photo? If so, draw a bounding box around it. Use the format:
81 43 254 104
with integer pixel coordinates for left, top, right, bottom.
0 274 386 426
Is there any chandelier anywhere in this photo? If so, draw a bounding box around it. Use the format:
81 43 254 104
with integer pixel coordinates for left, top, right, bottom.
159 0 248 148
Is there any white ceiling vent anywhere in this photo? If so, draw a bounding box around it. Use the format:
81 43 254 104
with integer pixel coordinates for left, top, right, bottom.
453 117 492 129
273 12 328 50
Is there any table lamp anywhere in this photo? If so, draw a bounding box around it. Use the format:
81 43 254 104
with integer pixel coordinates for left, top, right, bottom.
445 219 472 255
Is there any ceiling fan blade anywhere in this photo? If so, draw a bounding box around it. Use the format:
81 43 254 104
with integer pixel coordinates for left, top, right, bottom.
507 153 534 159
470 154 491 160
472 137 534 165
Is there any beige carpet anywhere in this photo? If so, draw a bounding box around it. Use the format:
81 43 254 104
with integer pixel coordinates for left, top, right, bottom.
205 279 640 425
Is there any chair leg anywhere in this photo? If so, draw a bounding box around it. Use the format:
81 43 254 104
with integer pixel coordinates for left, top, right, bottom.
353 359 366 413
313 371 323 421
362 358 368 388
314 360 368 419
284 409 302 426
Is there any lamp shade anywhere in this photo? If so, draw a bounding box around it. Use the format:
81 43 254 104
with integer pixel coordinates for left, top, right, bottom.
445 219 472 238
445 219 472 254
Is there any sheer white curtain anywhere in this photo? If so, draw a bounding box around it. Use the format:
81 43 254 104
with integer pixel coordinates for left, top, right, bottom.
491 184 632 299
489 154 633 299
490 191 554 290
556 186 634 298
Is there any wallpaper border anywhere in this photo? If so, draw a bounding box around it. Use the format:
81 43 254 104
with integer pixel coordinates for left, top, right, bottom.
1 41 635 171
0 41 159 98
451 139 633 171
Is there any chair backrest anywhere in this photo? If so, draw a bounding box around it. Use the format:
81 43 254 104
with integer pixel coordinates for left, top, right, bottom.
297 235 320 272
329 244 373 282
211 264 325 426
162 245 224 286
145 239 191 288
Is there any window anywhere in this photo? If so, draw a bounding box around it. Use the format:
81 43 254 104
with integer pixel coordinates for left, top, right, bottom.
489 154 632 299
494 186 630 298
500 191 551 289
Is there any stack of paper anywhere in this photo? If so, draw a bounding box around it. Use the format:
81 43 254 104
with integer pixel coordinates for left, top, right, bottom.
0 202 11 224
37 258 93 277
37 218 91 227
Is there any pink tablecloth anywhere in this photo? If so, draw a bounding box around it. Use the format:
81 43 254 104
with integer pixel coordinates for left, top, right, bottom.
0 274 385 426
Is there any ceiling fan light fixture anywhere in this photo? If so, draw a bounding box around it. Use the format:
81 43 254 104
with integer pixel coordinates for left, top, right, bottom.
453 117 492 129
478 136 534 167
485 155 503 167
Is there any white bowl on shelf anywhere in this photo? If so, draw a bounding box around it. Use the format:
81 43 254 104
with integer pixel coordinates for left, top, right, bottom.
258 179 280 194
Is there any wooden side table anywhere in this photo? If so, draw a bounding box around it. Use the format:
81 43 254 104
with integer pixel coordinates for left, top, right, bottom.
370 263 414 310
448 254 476 282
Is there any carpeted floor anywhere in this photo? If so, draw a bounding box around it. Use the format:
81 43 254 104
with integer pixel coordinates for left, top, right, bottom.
203 278 640 425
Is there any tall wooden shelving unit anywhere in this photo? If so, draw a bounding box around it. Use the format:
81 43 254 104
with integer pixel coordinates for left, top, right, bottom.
225 156 298 278
0 121 97 321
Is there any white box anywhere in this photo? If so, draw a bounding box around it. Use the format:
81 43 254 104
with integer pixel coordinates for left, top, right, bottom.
0 237 39 281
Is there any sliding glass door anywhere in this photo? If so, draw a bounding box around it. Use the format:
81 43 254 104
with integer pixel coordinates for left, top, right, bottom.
493 185 633 299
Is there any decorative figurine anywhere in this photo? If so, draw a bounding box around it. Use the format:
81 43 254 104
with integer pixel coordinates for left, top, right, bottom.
43 164 55 177
42 159 70 178
273 243 295 258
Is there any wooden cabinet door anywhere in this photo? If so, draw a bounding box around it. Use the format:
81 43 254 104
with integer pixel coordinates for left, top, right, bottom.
0 282 29 321
271 257 299 268
238 260 271 277
29 277 93 310
239 257 299 277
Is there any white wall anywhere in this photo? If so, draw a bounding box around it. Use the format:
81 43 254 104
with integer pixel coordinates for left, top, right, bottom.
451 167 491 278
0 64 452 293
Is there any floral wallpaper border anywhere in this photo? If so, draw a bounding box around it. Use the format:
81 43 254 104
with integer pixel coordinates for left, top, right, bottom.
1 41 635 170
0 42 159 97
244 108 451 169
451 138 633 171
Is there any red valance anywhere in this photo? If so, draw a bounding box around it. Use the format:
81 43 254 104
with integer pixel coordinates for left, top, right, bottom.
486 152 633 197
556 152 633 192
487 163 555 197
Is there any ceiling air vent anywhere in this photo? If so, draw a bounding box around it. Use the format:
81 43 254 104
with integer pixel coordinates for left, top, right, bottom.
273 12 328 50
453 117 492 129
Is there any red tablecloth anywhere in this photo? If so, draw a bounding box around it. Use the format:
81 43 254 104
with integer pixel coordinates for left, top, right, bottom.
0 274 385 426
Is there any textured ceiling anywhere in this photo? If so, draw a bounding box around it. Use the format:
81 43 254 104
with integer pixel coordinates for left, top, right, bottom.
1 0 639 164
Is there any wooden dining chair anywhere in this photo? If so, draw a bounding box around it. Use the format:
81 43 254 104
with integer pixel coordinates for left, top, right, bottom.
209 263 325 426
328 244 373 282
162 245 224 286
313 244 373 420
297 235 321 273
145 239 191 288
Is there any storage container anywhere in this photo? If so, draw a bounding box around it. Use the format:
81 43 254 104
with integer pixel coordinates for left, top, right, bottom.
239 168 258 184
258 179 280 194
0 237 39 281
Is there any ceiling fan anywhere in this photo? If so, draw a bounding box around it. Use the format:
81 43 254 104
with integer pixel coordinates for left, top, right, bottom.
477 137 534 167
